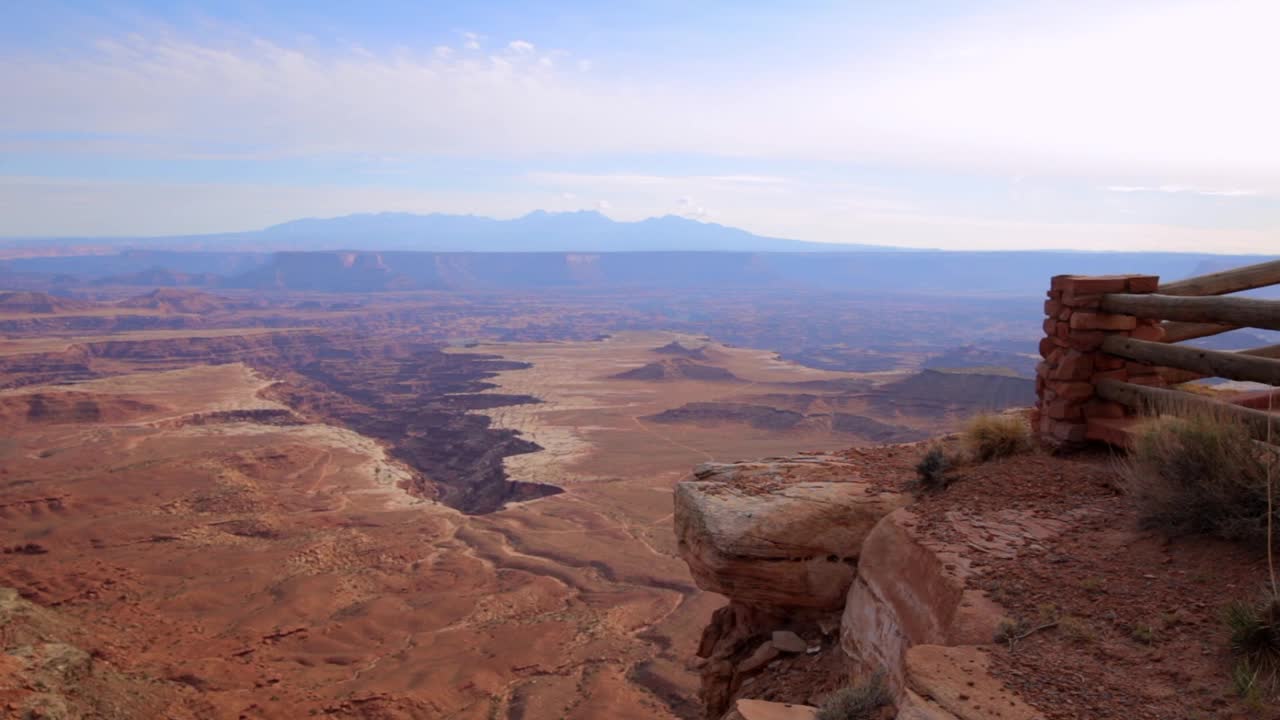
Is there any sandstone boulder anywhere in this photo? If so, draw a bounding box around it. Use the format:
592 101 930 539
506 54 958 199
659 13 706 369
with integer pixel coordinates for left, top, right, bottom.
676 459 910 609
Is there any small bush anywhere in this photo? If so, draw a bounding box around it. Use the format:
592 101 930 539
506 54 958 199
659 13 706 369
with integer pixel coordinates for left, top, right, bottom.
1226 597 1280 699
914 445 951 492
1123 412 1278 543
816 671 891 720
993 618 1031 648
962 413 1031 462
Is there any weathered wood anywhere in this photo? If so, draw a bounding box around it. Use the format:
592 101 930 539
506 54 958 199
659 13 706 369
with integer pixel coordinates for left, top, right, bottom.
1100 293 1280 331
1156 343 1280 384
1096 379 1280 443
1160 321 1238 343
1101 336 1280 385
1159 258 1280 297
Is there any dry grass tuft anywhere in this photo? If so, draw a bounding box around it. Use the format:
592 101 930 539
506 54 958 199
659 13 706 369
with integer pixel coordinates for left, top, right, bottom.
1226 597 1280 702
962 412 1032 462
816 671 891 720
1123 411 1278 544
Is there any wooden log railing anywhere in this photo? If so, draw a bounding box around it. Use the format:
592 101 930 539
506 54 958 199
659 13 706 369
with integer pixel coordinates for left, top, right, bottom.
1101 294 1280 331
1096 379 1280 443
1156 258 1280 297
1036 259 1280 449
1100 336 1280 386
1154 259 1280 341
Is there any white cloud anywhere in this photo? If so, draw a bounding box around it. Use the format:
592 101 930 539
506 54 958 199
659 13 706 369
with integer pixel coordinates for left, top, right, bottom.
2 2 1279 248
596 200 611 211
5 1 1277 186
1105 185 1262 197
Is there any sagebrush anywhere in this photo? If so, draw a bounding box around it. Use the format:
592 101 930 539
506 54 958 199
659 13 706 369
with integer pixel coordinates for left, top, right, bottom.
1226 596 1280 700
816 671 891 720
1123 412 1277 543
914 445 951 492
962 412 1031 462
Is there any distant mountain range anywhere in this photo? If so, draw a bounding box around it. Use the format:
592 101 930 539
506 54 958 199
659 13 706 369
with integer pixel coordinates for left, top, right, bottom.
4 249 1277 297
0 211 900 254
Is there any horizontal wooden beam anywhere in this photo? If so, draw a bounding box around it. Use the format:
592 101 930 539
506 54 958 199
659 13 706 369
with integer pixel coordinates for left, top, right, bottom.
1100 293 1280 331
1096 379 1280 443
1150 343 1280 385
1102 336 1280 386
1160 321 1238 343
1159 258 1280 297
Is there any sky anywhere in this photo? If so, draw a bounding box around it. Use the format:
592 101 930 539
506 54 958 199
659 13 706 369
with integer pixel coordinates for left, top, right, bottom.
2 0 1279 252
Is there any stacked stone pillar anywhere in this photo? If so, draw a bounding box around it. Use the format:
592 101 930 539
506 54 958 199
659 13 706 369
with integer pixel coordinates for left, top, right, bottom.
1033 274 1166 450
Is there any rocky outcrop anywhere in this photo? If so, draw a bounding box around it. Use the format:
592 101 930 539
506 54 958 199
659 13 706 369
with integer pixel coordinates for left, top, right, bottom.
676 458 910 717
840 508 1066 696
676 453 1059 720
676 459 910 610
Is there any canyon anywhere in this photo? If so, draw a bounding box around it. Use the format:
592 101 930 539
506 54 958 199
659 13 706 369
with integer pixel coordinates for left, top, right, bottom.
3 260 1272 719
0 284 1035 719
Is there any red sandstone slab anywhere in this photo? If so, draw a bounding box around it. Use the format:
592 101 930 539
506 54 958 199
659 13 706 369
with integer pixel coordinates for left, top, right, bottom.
1126 275 1160 293
1069 312 1138 331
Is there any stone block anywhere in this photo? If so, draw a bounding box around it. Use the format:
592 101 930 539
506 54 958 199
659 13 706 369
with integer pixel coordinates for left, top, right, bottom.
1050 275 1076 291
1046 398 1084 420
1038 337 1057 359
1055 322 1071 338
1126 275 1160 293
1084 399 1127 419
1095 355 1126 370
1042 318 1057 335
1050 350 1093 380
1070 312 1138 331
1066 331 1106 351
1091 369 1128 383
1048 380 1093 401
1130 324 1166 342
1056 276 1131 295
1044 299 1062 317
1061 291 1103 309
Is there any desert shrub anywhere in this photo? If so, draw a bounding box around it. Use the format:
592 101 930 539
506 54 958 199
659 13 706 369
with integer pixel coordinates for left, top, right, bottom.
914 445 951 492
962 412 1031 462
1226 597 1280 699
1123 412 1278 543
816 671 891 720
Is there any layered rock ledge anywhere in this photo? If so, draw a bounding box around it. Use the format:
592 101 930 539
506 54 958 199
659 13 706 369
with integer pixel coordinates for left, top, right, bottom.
676 458 911 610
675 450 1055 720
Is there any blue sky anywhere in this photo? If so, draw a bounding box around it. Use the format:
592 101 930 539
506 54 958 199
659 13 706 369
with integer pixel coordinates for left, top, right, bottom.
2 0 1278 251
